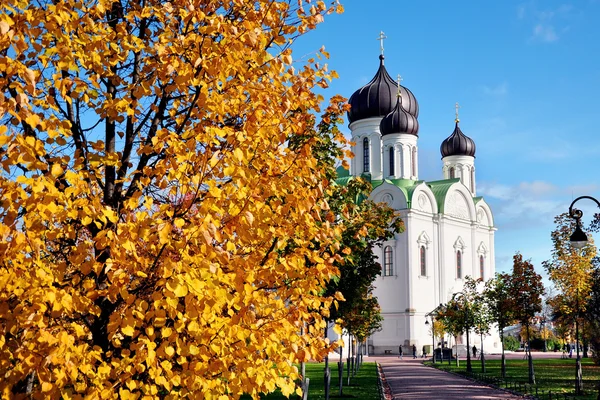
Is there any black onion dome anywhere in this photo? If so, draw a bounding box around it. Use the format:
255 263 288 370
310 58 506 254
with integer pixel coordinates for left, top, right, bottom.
440 122 476 158
347 55 419 123
380 99 419 136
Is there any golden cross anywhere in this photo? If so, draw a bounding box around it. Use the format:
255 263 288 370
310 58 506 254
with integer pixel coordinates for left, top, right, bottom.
377 31 387 55
455 102 461 123
396 74 403 98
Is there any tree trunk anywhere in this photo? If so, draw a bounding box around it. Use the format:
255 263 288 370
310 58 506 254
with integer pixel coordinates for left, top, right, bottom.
527 324 535 385
347 333 352 385
500 330 506 379
324 324 330 400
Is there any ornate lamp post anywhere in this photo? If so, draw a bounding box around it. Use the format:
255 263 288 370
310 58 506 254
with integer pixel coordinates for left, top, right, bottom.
568 195 600 395
540 317 547 352
425 304 443 364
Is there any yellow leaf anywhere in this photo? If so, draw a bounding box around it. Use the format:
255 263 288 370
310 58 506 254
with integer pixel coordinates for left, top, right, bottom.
159 223 171 244
233 148 244 162
166 279 188 297
42 382 53 392
51 163 63 177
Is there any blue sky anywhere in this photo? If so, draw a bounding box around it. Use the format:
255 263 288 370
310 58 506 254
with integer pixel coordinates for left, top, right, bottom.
293 0 600 278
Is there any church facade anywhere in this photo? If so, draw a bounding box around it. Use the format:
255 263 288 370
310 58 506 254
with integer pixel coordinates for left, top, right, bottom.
342 54 499 355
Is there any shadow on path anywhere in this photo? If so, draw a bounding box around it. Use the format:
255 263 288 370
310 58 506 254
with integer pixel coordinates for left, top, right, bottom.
372 358 525 400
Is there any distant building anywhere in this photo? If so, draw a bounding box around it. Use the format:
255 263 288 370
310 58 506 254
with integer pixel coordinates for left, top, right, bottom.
337 53 499 354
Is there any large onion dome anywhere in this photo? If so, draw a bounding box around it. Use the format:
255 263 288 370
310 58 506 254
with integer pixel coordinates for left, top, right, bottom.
440 122 476 158
347 55 419 124
379 97 419 136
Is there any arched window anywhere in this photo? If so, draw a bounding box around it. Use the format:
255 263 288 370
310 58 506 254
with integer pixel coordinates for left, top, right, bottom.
456 250 462 279
412 147 417 177
480 255 485 279
363 138 370 173
471 167 475 192
420 246 426 276
449 167 455 179
389 147 395 176
384 246 393 276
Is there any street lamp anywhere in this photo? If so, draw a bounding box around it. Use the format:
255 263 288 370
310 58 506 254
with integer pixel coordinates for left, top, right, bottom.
425 304 443 364
540 318 547 352
425 317 435 364
567 195 600 395
568 195 600 248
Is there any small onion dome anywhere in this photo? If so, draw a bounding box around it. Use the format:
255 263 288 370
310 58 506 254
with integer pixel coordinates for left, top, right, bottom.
440 122 476 158
347 55 419 124
379 98 419 136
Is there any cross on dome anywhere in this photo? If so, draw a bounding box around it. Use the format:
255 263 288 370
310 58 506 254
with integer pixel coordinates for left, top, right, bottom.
377 31 387 56
455 102 461 123
396 75 403 98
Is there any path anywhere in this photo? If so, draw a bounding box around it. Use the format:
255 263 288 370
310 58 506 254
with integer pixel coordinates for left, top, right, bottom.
371 357 526 399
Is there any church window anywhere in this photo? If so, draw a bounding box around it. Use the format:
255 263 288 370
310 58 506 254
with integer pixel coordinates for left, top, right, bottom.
383 246 393 276
389 147 395 176
480 255 484 279
412 147 417 177
420 246 426 276
363 138 370 173
449 167 455 179
456 250 462 279
471 168 475 192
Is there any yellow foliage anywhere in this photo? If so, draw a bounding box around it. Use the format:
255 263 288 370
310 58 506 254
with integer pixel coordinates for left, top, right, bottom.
0 0 345 398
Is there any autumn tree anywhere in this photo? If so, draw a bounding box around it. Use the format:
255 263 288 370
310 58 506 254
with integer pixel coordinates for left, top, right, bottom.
483 273 516 378
437 277 483 372
0 0 352 398
509 253 544 384
324 176 403 338
289 96 402 390
543 213 596 338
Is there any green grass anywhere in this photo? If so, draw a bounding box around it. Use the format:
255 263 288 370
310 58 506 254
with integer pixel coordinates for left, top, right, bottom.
240 362 380 400
429 357 600 399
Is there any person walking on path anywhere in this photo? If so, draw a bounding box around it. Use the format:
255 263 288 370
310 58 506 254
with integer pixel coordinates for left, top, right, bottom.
472 345 477 359
398 345 403 359
422 345 427 358
412 344 417 359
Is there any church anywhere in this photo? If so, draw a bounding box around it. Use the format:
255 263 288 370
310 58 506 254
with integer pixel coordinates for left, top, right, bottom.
339 51 499 355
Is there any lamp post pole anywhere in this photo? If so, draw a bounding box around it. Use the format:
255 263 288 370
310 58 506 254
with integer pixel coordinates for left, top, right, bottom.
575 287 582 395
425 304 443 364
541 318 547 352
567 195 600 395
425 317 435 364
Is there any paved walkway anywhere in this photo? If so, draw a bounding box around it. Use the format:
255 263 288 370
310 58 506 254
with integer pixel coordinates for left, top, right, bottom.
372 357 525 399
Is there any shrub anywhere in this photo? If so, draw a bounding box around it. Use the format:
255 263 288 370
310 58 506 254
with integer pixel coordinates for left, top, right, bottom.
503 336 521 351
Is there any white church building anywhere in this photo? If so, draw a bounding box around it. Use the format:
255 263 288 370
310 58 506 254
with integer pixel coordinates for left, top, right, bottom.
339 53 499 355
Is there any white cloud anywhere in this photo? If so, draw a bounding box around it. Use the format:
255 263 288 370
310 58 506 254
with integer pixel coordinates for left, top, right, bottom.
533 24 558 42
478 181 563 227
519 2 575 43
518 181 557 196
481 82 508 97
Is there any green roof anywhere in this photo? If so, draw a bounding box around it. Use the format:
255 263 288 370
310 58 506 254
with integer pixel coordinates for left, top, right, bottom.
334 176 353 187
427 178 460 213
336 165 350 177
333 175 488 219
384 178 420 208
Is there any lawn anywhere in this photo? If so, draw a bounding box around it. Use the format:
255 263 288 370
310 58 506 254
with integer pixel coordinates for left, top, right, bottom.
429 357 600 399
240 361 380 400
